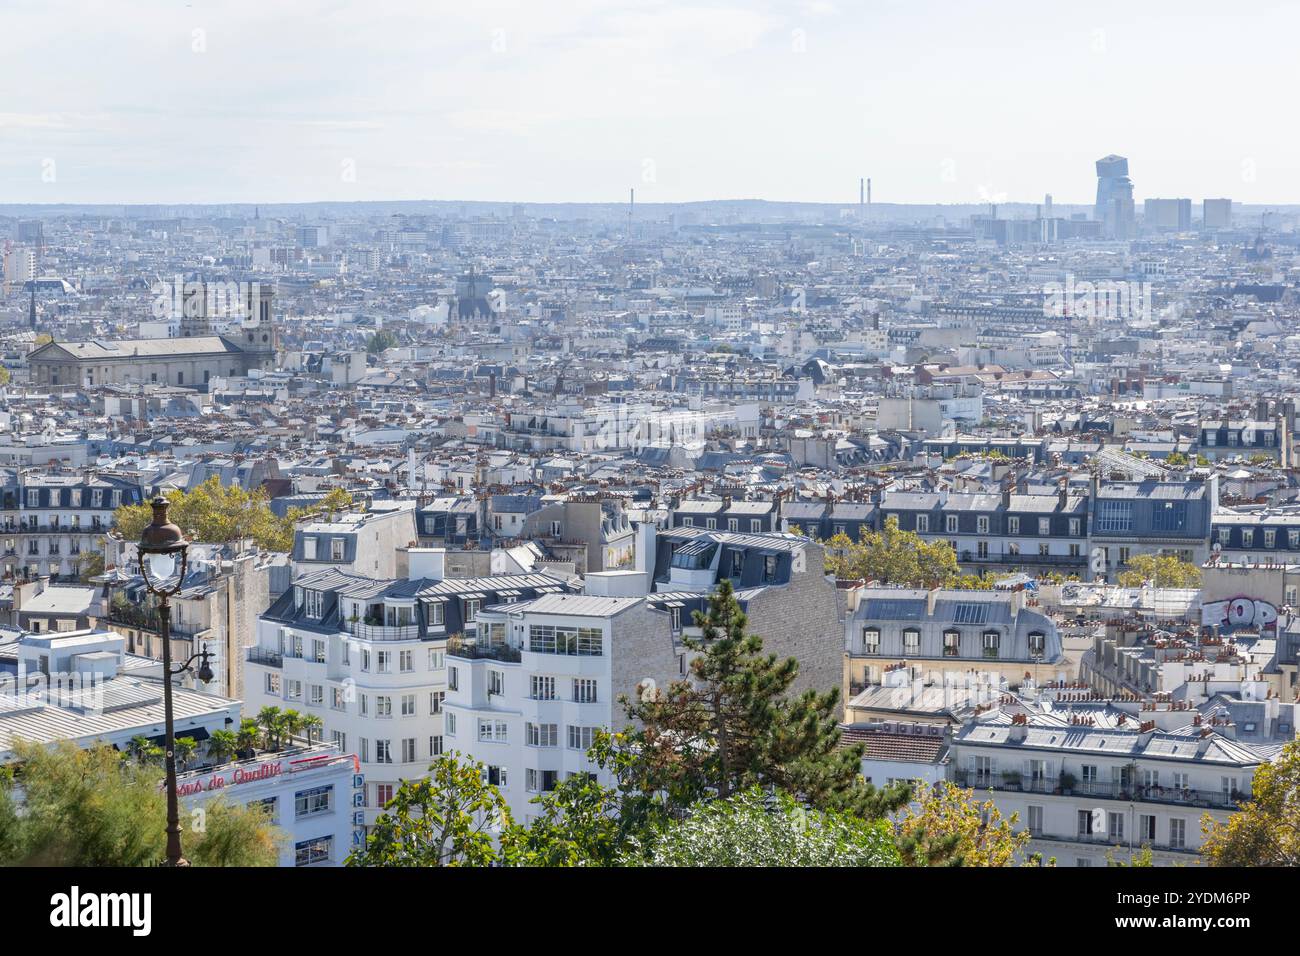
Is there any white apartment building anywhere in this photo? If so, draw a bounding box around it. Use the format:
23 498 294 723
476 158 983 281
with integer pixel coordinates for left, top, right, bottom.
242 562 574 827
443 593 678 823
949 707 1264 866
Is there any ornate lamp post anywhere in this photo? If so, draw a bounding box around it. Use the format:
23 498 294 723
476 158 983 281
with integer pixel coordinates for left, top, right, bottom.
137 497 213 867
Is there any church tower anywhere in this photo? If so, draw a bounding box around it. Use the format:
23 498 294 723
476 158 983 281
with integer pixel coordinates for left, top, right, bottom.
238 281 278 370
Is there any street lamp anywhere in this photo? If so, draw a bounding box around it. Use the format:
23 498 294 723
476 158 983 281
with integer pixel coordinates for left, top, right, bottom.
137 496 213 867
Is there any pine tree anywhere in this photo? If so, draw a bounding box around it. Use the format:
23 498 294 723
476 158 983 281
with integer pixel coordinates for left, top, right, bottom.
620 578 909 818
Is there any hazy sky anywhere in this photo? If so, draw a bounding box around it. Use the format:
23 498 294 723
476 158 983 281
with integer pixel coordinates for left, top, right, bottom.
2 0 1295 206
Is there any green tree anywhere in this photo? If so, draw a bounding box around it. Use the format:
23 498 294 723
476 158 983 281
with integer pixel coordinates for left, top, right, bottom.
1201 738 1300 866
206 729 240 765
235 718 262 758
0 740 279 866
256 706 283 749
822 517 959 587
625 787 900 867
126 735 163 765
173 736 198 769
1116 553 1202 588
365 330 399 354
347 752 522 867
112 476 295 552
0 366 10 387
77 549 105 583
616 579 909 819
1165 452 1189 467
896 781 1030 866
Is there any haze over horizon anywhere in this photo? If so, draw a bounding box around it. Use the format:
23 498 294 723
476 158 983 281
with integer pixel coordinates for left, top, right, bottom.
2 0 1294 207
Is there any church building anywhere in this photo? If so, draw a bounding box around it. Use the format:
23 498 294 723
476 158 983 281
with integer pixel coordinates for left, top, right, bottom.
28 282 279 390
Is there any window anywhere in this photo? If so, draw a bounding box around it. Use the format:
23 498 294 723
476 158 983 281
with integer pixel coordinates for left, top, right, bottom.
1008 516 1020 535
568 725 596 751
1095 499 1133 534
375 784 394 807
375 740 393 764
401 694 416 717
1291 529 1300 549
303 589 324 619
488 670 505 696
1077 809 1095 836
377 650 392 673
484 765 507 787
946 515 958 533
429 735 444 757
1027 805 1043 836
1069 518 1080 536
727 518 738 532
477 719 508 742
1242 529 1254 548
426 601 445 627
1107 812 1124 842
376 696 392 718
331 687 346 710
1028 632 1045 659
463 598 481 623
863 628 880 654
916 514 929 533
448 666 459 691
312 639 326 663
526 723 558 747
400 649 413 672
1038 517 1050 536
977 540 988 558
402 738 417 763
763 554 778 582
573 678 598 703
330 538 345 561
446 713 456 735
294 786 333 819
531 675 557 700
977 515 989 535
1138 814 1156 842
1152 501 1188 533
1169 818 1186 849
750 519 761 532
943 630 960 657
309 684 323 706
430 691 445 714
265 672 281 695
529 625 603 656
981 631 1000 659
331 730 346 752
286 679 302 700
294 836 332 867
526 769 559 793
903 628 920 654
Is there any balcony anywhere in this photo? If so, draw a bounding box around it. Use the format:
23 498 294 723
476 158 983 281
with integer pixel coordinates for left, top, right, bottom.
344 619 421 642
958 550 1087 567
247 646 285 668
962 774 1242 810
447 636 521 663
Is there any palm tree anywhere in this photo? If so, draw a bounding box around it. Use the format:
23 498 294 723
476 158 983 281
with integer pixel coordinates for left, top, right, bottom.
126 735 163 765
173 736 198 770
207 729 239 765
256 706 283 749
301 714 323 746
235 718 262 758
279 709 305 748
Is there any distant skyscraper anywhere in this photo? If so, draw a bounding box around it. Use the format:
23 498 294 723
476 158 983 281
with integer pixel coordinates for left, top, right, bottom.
1095 155 1135 239
1144 198 1192 232
1203 198 1233 229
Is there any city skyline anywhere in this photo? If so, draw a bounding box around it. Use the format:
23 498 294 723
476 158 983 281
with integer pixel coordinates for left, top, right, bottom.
2 0 1297 206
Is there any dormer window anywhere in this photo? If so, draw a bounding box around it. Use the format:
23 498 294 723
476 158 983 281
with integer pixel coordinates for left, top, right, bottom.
903 628 920 654
863 628 880 654
943 630 961 657
982 630 1000 659
304 589 324 620
1028 632 1045 659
